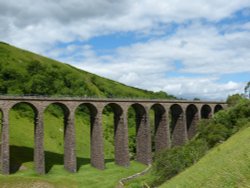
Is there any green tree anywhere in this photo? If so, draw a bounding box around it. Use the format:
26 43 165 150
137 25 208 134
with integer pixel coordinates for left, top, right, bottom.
245 81 250 99
226 94 244 107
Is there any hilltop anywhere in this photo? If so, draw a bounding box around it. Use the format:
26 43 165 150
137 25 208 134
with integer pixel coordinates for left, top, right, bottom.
0 41 175 99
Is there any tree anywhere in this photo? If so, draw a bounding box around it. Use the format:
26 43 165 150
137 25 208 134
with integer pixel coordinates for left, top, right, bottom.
244 81 250 99
226 94 243 107
193 97 200 101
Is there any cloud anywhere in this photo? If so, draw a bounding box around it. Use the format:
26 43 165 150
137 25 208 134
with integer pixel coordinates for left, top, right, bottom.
1 0 250 52
49 21 249 100
0 0 249 100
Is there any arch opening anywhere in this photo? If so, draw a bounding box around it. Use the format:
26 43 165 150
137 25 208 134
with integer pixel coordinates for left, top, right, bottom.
128 103 151 165
43 102 71 173
9 102 38 174
169 104 186 147
127 106 136 160
150 104 168 153
102 103 128 166
201 105 212 119
186 104 199 139
214 104 223 114
74 103 97 170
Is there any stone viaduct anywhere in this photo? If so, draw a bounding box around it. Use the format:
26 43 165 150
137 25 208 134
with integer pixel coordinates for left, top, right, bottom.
0 96 226 175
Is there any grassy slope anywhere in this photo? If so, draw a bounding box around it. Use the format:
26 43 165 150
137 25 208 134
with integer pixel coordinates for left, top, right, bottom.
161 125 250 188
0 110 146 188
0 41 175 99
0 42 165 187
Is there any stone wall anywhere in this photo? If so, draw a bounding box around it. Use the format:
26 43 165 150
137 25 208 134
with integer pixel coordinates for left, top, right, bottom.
0 96 226 175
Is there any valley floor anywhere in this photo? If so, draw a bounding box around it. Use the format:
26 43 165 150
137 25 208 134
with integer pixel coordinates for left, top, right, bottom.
0 161 146 188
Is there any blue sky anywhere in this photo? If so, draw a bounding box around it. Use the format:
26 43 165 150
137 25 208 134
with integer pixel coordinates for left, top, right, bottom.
0 0 250 100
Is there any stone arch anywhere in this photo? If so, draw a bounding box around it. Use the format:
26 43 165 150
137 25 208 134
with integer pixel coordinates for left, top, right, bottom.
214 104 223 113
128 103 151 165
44 102 76 173
201 104 212 119
186 104 199 139
75 103 104 170
102 103 129 166
9 102 38 115
75 103 98 117
169 104 187 146
8 102 38 174
150 103 169 152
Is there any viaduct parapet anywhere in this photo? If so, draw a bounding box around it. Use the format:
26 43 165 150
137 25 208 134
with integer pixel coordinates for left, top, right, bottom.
0 96 226 175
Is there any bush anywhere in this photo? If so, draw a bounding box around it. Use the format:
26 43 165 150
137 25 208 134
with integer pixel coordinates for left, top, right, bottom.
150 98 250 186
152 139 208 186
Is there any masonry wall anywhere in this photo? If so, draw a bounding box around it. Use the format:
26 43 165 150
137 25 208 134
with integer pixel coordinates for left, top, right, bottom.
0 97 225 175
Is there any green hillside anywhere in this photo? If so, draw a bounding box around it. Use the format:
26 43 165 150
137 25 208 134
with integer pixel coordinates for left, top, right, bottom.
0 42 176 187
161 125 250 188
0 41 175 99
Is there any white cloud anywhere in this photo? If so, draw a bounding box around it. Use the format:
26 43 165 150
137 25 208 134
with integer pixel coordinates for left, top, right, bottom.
0 0 249 100
52 21 249 100
1 0 250 52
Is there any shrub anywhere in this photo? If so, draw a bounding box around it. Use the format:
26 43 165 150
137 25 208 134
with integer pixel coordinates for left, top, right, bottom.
150 98 250 186
152 139 208 186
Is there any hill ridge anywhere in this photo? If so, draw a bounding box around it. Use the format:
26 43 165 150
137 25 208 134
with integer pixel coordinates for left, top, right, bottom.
0 41 175 99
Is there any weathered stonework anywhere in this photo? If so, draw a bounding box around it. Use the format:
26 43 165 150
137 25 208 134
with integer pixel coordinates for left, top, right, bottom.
170 104 187 146
135 107 152 165
154 104 170 152
0 96 226 175
114 111 130 166
34 109 45 174
90 109 105 170
1 109 9 175
64 111 76 172
186 104 199 140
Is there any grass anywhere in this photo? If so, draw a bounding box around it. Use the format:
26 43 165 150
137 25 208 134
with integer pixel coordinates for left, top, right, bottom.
0 161 146 188
0 109 148 187
160 125 250 188
0 41 175 187
124 124 250 188
0 41 175 99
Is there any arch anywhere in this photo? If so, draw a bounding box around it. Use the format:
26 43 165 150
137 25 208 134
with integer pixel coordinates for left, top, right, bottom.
8 102 38 174
169 104 187 146
201 104 212 119
186 104 199 139
128 103 151 165
74 103 99 170
10 102 38 115
75 103 98 117
44 102 70 116
102 103 129 166
103 103 123 116
44 102 76 173
75 103 104 169
150 103 169 152
214 104 223 113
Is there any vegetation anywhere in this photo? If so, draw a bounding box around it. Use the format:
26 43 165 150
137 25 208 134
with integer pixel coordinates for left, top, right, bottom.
0 42 175 99
161 125 250 188
0 42 176 187
125 96 250 187
1 42 249 187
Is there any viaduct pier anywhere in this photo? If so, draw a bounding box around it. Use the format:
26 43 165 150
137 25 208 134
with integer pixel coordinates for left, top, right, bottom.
0 96 226 174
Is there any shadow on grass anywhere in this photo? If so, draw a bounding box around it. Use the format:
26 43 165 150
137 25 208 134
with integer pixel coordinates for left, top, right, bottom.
10 145 115 174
